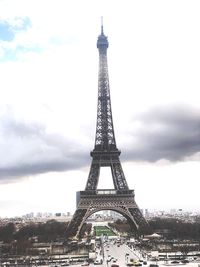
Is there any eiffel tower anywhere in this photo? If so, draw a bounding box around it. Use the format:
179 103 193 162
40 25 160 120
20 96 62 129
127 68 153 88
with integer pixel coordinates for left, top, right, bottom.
66 21 148 239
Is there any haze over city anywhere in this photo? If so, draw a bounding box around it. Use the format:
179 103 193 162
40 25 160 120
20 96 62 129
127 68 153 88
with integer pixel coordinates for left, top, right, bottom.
0 0 200 217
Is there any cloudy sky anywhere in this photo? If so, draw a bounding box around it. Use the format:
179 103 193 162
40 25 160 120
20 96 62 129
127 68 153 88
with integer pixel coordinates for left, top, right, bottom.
1 0 200 217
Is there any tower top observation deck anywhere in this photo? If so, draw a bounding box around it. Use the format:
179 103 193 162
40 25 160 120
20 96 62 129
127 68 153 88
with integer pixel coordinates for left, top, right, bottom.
97 17 108 50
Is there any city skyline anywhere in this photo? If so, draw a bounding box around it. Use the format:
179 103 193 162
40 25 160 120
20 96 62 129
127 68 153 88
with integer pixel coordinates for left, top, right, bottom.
0 0 200 217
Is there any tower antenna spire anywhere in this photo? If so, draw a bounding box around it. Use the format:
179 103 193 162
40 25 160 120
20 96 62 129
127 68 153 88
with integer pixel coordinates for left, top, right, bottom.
101 16 104 34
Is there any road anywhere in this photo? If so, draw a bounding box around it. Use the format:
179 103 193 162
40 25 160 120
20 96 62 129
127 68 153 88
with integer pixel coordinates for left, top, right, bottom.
103 243 141 266
88 241 200 267
36 240 200 267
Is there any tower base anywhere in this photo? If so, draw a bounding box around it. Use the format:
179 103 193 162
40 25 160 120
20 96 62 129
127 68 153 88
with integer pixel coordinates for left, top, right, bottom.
66 189 149 239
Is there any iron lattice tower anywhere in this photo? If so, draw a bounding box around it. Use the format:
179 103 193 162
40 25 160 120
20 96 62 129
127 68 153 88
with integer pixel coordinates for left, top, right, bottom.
66 22 148 238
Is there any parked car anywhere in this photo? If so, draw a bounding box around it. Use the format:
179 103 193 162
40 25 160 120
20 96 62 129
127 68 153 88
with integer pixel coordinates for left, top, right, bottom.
134 263 142 266
181 260 189 264
94 259 103 265
61 262 70 266
81 262 90 266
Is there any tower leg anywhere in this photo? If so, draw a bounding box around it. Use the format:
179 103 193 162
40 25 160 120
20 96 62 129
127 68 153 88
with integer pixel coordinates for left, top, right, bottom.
128 207 150 233
66 209 87 239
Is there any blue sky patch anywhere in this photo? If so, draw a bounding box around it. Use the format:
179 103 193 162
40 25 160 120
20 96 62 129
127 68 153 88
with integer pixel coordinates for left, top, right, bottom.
0 17 31 42
0 21 15 41
0 45 43 62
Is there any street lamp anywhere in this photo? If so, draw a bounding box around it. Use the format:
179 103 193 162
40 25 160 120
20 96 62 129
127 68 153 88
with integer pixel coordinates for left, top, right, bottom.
125 253 129 265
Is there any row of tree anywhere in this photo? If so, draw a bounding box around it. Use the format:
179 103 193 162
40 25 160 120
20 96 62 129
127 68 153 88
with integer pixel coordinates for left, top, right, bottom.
0 220 93 255
1 217 200 250
109 218 200 240
149 218 200 240
0 220 69 244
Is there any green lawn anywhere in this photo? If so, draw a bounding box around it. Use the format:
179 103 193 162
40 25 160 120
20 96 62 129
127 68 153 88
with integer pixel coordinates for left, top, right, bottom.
94 225 116 236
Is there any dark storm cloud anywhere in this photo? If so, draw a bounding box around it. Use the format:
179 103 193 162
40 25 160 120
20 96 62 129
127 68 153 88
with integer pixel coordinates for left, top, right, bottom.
123 106 200 162
0 115 89 183
1 105 200 183
0 156 88 181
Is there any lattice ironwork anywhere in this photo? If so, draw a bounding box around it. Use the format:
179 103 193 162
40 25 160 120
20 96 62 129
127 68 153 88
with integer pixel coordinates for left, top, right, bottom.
85 160 100 191
66 22 149 239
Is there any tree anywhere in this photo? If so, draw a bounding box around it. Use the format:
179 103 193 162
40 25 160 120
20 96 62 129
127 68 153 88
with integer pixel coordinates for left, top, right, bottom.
0 223 15 243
